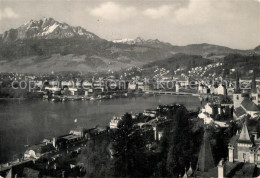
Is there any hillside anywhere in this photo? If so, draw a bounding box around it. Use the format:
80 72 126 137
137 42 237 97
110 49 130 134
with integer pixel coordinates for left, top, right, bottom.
0 17 257 73
171 43 251 58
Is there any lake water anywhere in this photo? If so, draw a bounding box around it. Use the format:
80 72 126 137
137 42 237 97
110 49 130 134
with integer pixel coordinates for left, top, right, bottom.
0 95 200 163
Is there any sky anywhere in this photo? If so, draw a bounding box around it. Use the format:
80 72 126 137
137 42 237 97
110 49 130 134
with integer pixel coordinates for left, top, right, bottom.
0 0 259 49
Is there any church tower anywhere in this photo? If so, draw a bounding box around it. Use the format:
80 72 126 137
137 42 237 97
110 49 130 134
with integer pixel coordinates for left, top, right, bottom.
251 70 259 106
237 122 254 163
251 70 257 94
233 71 244 108
235 71 240 94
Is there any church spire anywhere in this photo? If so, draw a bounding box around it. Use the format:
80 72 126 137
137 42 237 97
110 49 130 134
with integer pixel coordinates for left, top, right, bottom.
196 130 215 172
238 122 252 144
235 70 240 93
251 70 257 93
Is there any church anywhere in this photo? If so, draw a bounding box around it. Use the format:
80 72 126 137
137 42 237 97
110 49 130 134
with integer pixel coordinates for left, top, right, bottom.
228 121 260 166
233 71 260 119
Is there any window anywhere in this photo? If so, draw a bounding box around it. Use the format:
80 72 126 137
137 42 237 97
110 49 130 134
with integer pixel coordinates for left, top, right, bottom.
243 153 246 159
237 95 239 100
257 154 260 160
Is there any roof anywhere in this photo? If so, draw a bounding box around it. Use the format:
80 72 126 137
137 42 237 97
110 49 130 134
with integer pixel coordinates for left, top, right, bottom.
61 134 80 140
238 123 253 144
70 126 85 132
229 135 239 146
25 143 55 155
234 106 247 118
241 98 260 112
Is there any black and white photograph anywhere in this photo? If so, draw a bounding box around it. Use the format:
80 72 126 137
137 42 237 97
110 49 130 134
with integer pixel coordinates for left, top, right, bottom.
0 0 260 177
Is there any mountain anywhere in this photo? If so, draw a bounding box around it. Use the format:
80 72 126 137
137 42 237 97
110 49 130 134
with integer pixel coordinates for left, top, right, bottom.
254 45 260 54
0 17 256 73
0 17 100 42
113 37 173 49
170 43 252 59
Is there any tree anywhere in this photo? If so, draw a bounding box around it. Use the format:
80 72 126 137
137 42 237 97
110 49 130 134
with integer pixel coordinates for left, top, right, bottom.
166 107 191 176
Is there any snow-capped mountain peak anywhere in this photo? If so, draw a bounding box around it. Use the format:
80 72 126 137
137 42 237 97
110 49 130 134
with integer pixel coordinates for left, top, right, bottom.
112 37 173 48
1 17 100 42
112 38 135 44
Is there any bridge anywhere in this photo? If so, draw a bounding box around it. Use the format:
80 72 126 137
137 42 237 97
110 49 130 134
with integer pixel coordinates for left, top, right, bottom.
145 90 200 96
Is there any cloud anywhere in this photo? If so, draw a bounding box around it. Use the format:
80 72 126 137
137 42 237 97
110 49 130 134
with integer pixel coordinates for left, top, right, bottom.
174 0 242 25
0 7 19 20
174 0 212 25
143 5 173 19
89 2 137 22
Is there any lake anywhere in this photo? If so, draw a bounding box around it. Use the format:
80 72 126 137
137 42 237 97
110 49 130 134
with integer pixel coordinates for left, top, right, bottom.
0 95 200 163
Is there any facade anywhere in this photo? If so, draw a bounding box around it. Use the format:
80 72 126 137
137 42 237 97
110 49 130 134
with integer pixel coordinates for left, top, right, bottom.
143 109 157 118
217 85 227 95
24 143 55 159
109 116 122 129
241 98 260 118
228 122 260 165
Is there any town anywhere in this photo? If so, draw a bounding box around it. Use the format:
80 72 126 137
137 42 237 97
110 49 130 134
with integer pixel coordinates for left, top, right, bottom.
0 68 259 177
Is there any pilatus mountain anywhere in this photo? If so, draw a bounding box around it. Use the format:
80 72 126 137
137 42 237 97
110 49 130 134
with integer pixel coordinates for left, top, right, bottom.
0 17 257 73
0 17 100 42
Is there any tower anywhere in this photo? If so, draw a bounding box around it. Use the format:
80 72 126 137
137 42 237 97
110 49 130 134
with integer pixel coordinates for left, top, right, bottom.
233 71 244 108
235 70 240 94
197 130 215 172
237 122 253 163
251 70 259 106
251 70 257 94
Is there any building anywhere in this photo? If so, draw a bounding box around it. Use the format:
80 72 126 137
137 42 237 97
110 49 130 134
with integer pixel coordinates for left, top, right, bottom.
228 121 260 166
233 72 260 119
24 142 55 159
240 98 260 118
233 106 247 120
143 109 157 118
217 85 227 95
128 83 137 90
69 127 86 138
109 116 123 129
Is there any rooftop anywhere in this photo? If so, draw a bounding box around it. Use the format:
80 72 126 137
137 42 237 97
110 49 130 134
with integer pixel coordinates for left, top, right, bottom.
61 134 80 140
234 106 247 118
238 123 253 144
241 98 260 112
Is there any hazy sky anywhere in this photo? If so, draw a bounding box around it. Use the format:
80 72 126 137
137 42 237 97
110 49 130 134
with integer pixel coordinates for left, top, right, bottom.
0 0 259 49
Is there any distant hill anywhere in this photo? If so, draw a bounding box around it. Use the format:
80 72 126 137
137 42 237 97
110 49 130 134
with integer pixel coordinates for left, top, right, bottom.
142 53 212 74
222 54 260 74
0 17 256 73
171 43 251 59
254 45 260 54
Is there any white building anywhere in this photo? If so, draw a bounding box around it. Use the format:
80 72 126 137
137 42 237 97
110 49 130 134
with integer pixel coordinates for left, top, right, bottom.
217 85 227 95
109 116 123 129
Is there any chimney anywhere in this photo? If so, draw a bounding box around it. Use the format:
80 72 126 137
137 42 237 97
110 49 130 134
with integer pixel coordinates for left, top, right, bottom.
218 159 225 178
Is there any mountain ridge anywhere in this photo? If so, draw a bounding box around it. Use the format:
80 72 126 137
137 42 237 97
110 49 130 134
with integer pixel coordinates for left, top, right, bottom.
0 17 258 73
0 17 101 42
